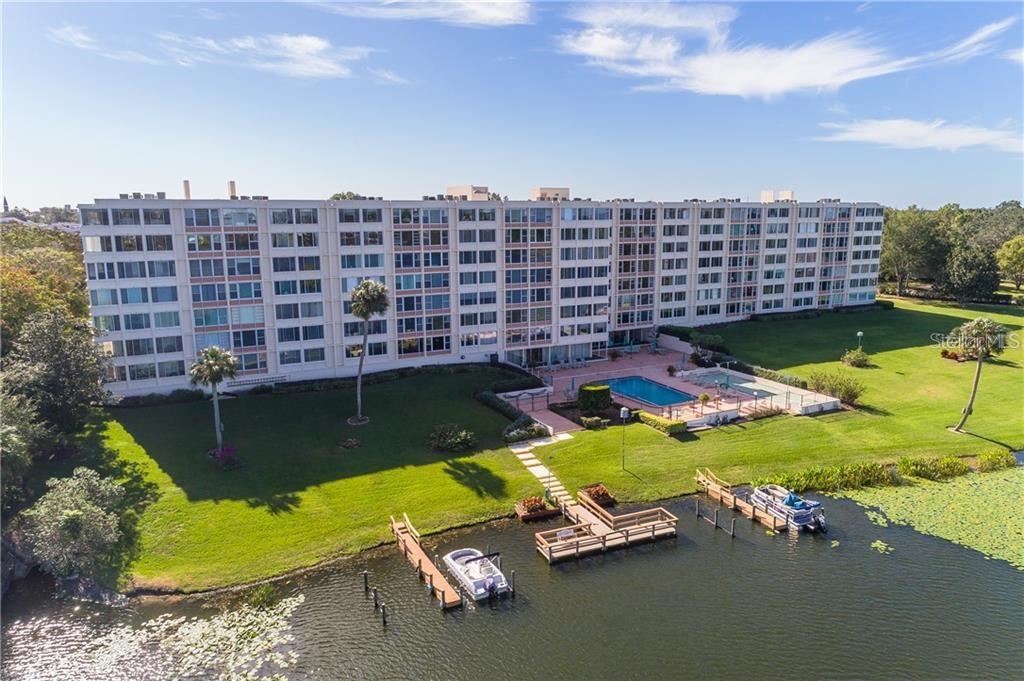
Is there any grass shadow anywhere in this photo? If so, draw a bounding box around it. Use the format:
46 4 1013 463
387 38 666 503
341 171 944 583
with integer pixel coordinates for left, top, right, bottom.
956 430 1016 450
245 492 302 515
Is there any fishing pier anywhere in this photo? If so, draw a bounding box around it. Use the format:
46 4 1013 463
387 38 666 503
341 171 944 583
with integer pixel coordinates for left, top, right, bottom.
535 491 678 563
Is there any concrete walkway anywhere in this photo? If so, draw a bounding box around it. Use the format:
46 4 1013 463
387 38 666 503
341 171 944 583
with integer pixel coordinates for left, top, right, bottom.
509 434 575 505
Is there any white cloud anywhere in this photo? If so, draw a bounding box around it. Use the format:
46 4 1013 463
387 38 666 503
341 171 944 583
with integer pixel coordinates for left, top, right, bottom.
816 118 1023 154
568 2 736 48
48 24 160 64
559 9 1019 99
196 7 226 21
311 1 532 26
157 32 373 77
367 67 410 84
1005 47 1024 64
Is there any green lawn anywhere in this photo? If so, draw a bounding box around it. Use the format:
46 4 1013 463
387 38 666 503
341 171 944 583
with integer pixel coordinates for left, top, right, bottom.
539 298 1023 502
61 369 538 592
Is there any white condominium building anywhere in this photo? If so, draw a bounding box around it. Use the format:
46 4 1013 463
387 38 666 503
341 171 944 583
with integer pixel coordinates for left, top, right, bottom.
79 187 883 395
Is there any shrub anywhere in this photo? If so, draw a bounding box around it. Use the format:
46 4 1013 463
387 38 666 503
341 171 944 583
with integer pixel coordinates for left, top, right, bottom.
691 332 729 354
474 391 547 442
808 369 865 405
940 348 950 358
636 410 688 435
841 347 872 368
752 367 807 390
667 365 677 377
113 389 205 408
578 384 612 415
502 416 548 443
947 350 960 361
875 299 895 310
580 416 606 430
427 423 477 452
898 456 970 480
978 449 1016 472
250 383 274 395
753 462 901 493
245 584 277 609
609 349 622 361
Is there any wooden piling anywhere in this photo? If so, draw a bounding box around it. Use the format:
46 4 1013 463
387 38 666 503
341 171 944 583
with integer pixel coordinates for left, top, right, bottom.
372 586 379 608
380 603 388 627
361 570 369 592
510 569 516 597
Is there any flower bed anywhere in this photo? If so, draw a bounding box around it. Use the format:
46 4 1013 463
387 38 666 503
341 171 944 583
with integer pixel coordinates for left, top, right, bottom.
514 495 562 521
579 483 616 507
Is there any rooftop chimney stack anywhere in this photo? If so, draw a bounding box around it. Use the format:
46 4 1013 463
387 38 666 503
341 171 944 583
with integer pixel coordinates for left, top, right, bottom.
229 180 237 198
183 180 192 200
759 189 775 203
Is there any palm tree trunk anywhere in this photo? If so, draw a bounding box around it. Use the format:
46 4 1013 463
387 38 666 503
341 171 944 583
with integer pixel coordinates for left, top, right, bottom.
212 382 223 450
356 327 368 419
954 355 984 431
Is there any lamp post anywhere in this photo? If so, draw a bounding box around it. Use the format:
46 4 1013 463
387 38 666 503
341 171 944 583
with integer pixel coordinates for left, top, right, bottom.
857 330 864 350
620 406 630 471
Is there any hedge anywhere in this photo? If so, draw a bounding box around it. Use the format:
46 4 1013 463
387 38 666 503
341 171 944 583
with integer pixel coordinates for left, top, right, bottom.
112 389 205 408
658 325 694 341
270 363 527 395
636 410 688 436
492 376 545 393
578 384 612 414
978 449 1017 472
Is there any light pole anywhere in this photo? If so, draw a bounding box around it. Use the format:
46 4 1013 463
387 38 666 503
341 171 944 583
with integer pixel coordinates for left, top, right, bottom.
620 406 630 470
857 330 864 350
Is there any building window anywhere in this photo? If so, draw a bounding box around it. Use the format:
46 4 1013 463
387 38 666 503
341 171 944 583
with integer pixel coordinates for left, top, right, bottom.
153 311 180 328
128 363 156 380
157 360 186 378
81 208 109 225
303 347 325 362
144 208 171 225
112 209 141 225
279 350 301 365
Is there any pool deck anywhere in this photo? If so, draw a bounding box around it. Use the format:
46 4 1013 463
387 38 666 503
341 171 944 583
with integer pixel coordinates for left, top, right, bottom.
519 351 840 428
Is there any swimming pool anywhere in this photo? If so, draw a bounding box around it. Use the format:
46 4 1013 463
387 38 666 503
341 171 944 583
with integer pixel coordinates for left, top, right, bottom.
605 376 696 407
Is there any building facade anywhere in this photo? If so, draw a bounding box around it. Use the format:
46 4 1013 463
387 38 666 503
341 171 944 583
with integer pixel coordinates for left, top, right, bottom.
79 192 883 395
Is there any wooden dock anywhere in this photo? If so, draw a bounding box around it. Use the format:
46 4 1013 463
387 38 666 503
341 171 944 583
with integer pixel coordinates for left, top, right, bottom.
535 491 678 563
694 468 786 532
390 513 462 609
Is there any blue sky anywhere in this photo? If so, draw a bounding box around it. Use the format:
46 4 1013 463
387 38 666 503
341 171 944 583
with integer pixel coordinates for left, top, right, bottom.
3 1 1022 209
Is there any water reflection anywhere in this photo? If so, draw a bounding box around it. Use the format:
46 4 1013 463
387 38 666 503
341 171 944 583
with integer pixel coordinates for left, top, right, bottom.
3 497 1022 680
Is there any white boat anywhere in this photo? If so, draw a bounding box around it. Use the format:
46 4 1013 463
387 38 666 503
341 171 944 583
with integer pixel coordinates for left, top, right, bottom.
749 484 827 533
442 548 509 600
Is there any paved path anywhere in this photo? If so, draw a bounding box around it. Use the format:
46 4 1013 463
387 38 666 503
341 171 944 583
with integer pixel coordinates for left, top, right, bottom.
509 434 575 505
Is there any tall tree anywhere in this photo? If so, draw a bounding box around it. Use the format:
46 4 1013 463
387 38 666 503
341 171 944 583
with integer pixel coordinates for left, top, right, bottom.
948 318 1007 432
0 389 51 510
4 309 110 433
996 235 1024 290
938 244 1000 303
329 191 363 200
20 467 124 577
880 206 947 295
349 280 390 424
189 347 239 451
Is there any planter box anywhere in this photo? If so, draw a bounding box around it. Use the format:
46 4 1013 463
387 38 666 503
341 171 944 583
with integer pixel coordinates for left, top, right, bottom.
515 501 562 522
578 486 616 508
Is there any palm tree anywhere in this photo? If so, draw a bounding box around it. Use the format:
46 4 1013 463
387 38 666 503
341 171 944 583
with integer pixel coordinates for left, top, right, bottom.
350 280 390 424
189 346 239 451
949 317 1007 432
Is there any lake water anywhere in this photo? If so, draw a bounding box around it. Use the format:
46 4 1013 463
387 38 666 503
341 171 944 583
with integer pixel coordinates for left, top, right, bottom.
3 495 1021 680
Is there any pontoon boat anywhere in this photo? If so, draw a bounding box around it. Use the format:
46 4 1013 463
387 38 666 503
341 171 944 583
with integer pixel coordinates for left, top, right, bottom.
749 484 827 533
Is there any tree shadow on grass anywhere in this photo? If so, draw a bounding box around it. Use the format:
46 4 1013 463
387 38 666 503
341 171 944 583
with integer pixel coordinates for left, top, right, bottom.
442 459 507 499
855 403 893 417
245 492 302 515
76 420 161 589
956 430 1016 450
